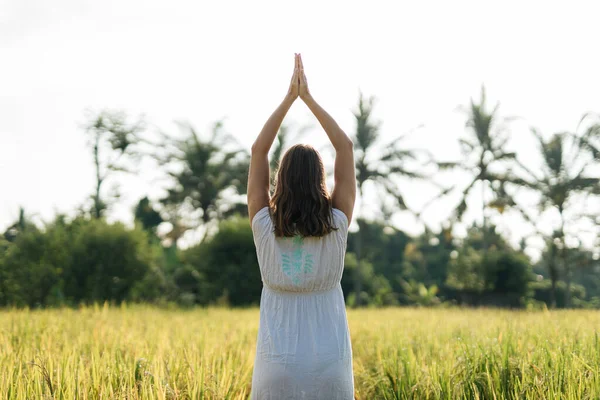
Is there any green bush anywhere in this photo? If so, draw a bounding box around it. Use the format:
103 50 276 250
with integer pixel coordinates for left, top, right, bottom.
0 217 155 307
0 222 68 307
342 252 398 307
64 218 154 304
483 250 533 305
445 249 533 307
531 280 587 308
182 215 262 306
129 242 175 304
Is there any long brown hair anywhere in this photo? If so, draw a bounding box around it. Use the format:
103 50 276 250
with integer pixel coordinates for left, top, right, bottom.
270 144 337 237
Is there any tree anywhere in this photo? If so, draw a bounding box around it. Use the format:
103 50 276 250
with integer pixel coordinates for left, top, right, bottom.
83 109 145 219
0 221 66 307
535 245 600 307
530 280 588 309
340 252 398 307
437 85 518 246
350 92 427 306
570 247 600 302
513 128 599 307
134 196 163 237
445 223 532 307
575 112 600 161
482 251 532 307
0 216 154 307
182 216 262 306
346 219 411 294
2 206 37 242
401 227 455 288
63 218 154 305
156 120 249 246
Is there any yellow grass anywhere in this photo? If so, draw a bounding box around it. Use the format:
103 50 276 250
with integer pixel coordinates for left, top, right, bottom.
1 304 599 399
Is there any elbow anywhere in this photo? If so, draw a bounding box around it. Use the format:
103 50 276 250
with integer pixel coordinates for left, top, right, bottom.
337 137 354 152
251 142 266 155
345 136 354 149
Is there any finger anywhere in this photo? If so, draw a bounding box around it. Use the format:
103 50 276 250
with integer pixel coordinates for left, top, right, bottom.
298 53 304 70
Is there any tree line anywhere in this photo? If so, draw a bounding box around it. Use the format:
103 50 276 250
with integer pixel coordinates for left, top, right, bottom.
1 86 598 309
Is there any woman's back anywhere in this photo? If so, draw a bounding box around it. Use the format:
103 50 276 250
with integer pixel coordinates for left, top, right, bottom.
252 206 349 292
250 207 354 399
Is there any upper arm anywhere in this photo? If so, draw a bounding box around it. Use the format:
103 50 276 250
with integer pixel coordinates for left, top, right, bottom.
247 149 270 222
331 140 356 223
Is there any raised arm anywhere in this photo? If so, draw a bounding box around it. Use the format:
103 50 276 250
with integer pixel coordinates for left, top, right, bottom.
298 54 356 223
248 54 300 222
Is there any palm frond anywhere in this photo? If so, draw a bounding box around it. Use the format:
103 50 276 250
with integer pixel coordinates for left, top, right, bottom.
379 146 419 162
378 180 410 211
451 178 480 222
575 111 600 133
352 91 380 153
568 176 600 192
458 138 477 153
495 151 517 161
513 156 542 182
436 161 462 170
575 116 600 160
417 184 457 216
454 198 468 221
375 166 427 180
498 192 541 233
535 131 564 176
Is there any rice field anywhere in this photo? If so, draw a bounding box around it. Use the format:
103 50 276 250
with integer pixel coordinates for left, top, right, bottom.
0 304 599 399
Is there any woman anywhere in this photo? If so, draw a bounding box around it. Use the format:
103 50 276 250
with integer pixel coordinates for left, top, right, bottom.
248 53 356 399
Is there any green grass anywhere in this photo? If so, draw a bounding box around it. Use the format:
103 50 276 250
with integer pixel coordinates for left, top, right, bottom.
1 304 599 399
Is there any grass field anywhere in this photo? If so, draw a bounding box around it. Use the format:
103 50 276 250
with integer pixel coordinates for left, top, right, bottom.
1 304 599 399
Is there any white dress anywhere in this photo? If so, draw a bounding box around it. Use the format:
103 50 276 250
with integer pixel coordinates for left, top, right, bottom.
250 206 354 400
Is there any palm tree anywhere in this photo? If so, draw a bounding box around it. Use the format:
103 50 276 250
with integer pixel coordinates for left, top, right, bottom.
156 120 249 245
513 128 599 307
575 112 600 161
350 92 428 306
83 109 145 219
436 85 518 248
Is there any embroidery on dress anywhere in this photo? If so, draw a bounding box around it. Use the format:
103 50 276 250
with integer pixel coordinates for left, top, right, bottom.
281 235 314 285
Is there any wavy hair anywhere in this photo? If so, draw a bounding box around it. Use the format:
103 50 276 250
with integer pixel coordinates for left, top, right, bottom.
270 144 337 237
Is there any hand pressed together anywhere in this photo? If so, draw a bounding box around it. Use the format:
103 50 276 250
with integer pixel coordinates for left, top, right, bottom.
286 53 311 102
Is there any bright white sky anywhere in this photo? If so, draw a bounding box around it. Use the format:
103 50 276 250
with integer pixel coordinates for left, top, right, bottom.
1 0 599 259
